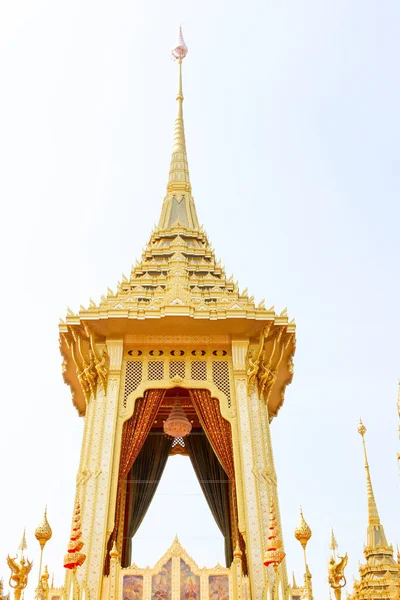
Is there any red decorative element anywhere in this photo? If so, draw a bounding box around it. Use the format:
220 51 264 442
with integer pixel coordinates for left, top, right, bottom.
163 399 192 438
263 499 285 571
64 501 86 570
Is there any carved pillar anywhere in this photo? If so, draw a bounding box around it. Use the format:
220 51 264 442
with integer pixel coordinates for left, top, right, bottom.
69 339 124 599
231 339 266 600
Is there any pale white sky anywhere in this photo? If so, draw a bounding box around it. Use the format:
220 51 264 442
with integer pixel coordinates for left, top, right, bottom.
0 1 399 599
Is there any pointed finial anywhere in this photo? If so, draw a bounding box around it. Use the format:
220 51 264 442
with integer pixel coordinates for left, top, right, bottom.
233 541 242 562
292 572 298 588
358 419 380 526
35 508 52 549
330 529 338 556
171 25 188 61
110 541 119 560
357 418 366 437
19 529 27 556
294 507 312 549
397 379 400 418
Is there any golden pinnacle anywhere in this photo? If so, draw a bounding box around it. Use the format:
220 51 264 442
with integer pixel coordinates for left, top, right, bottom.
35 508 53 549
294 507 312 549
358 418 367 437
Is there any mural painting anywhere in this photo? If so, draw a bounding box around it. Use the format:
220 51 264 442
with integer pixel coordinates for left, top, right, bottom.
152 559 172 600
123 575 144 600
180 559 200 600
209 575 229 600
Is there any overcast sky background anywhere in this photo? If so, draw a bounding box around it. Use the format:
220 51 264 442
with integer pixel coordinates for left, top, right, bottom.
0 1 399 598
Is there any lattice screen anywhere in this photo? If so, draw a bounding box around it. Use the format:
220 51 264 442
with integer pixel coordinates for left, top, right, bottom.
169 361 185 379
123 361 143 408
148 361 164 380
212 361 232 407
191 360 207 380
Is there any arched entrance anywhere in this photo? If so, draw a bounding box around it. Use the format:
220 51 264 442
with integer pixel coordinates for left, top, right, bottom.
106 388 246 574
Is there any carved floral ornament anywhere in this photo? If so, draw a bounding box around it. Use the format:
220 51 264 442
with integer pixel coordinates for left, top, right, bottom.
60 324 110 405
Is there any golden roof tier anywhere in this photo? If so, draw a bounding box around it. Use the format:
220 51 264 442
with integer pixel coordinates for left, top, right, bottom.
59 27 296 417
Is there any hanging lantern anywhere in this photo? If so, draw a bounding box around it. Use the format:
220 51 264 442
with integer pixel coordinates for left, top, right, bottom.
163 399 192 438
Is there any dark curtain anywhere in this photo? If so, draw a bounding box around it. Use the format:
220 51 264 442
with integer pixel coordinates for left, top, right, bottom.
185 431 233 566
189 389 247 575
105 389 166 574
122 432 172 567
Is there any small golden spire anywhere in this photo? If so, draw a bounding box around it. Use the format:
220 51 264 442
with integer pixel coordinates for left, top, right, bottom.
358 419 380 526
292 572 298 588
35 508 52 586
233 541 242 561
110 541 119 560
397 379 400 418
294 508 313 600
18 529 27 558
330 529 338 560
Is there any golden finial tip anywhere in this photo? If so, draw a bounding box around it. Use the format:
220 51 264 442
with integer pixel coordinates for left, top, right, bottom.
110 541 119 560
358 418 366 437
233 541 242 560
35 508 53 547
294 507 312 548
172 25 188 61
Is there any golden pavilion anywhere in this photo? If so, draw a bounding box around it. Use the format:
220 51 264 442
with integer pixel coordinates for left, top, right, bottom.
3 27 399 600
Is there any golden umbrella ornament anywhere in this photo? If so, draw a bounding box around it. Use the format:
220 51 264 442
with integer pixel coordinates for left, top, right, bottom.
35 508 52 585
294 508 313 600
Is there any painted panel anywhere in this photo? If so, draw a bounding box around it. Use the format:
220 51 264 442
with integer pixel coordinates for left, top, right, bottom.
152 558 172 600
123 575 144 600
180 559 200 600
208 576 229 600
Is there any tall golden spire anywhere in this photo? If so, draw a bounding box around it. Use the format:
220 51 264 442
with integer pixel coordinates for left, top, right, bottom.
348 420 399 599
357 419 381 528
158 26 200 231
167 25 191 195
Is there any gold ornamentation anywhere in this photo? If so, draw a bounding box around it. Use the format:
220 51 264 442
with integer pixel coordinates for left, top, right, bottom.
7 555 32 600
35 508 52 549
294 509 312 549
35 566 50 600
328 553 348 600
110 541 119 561
294 509 313 600
35 508 52 588
0 579 9 600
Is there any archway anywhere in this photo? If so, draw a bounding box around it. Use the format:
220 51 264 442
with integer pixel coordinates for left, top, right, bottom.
106 388 246 574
